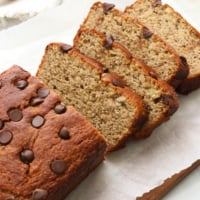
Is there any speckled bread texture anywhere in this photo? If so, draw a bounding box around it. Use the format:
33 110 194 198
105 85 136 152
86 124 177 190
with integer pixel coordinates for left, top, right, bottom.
0 65 106 200
74 28 179 139
125 0 200 94
81 2 189 88
37 43 148 151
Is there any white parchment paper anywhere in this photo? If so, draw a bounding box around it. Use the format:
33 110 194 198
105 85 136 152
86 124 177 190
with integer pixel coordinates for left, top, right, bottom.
0 0 199 199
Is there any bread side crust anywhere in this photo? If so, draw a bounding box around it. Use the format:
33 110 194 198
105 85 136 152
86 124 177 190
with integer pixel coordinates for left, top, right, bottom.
125 0 200 94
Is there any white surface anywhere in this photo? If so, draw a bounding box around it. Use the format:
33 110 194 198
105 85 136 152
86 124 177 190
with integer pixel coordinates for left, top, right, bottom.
0 0 62 30
164 165 200 200
0 0 200 199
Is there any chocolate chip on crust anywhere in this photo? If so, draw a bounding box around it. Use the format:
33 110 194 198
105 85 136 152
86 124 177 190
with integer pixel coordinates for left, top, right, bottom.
103 3 115 14
0 120 4 130
30 97 44 106
50 160 67 174
32 189 48 200
54 104 66 114
179 56 188 67
15 80 28 90
61 44 73 53
143 28 153 39
20 149 35 164
149 71 158 80
104 34 114 49
37 88 50 98
162 94 177 116
0 131 13 145
134 115 147 129
152 0 162 7
59 127 70 140
8 108 23 122
112 78 125 88
31 115 45 128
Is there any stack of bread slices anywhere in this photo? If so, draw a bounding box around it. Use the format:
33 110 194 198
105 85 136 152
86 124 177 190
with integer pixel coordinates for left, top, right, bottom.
38 0 199 152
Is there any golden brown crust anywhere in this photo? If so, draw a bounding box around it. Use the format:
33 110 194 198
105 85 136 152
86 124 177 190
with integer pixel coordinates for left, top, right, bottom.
136 159 200 199
73 28 179 139
0 65 106 200
82 2 188 88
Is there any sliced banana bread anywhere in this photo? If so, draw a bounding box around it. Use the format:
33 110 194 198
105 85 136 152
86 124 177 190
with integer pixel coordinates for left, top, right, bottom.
125 0 200 94
73 28 179 139
37 43 148 152
81 2 189 88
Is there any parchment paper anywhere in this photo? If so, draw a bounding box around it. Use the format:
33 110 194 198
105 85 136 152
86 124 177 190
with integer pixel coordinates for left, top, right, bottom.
0 0 199 199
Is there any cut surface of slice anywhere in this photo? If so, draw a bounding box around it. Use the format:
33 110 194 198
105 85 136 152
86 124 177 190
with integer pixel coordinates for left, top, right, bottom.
37 43 148 151
74 28 179 138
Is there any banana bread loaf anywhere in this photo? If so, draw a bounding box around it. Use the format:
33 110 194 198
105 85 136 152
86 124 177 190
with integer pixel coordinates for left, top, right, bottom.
81 2 189 88
0 65 107 200
74 28 179 139
125 0 200 94
37 43 148 151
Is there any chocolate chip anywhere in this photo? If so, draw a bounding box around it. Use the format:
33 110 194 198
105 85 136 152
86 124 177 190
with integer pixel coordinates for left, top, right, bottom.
162 94 174 105
37 88 50 98
31 115 45 128
153 97 161 104
143 28 153 39
135 115 147 128
30 97 44 106
32 189 48 200
50 160 67 174
103 68 109 73
54 104 66 114
180 56 188 67
103 2 115 14
15 80 28 90
8 108 23 122
112 78 125 88
61 43 73 53
149 71 158 80
152 0 162 7
0 81 2 89
0 120 4 130
104 34 114 49
0 131 13 145
20 149 34 164
59 127 70 140
160 94 177 115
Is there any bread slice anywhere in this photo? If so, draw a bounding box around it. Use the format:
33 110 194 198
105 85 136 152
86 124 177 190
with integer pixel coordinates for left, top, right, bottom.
37 43 148 152
125 0 200 94
73 28 179 139
81 2 189 88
